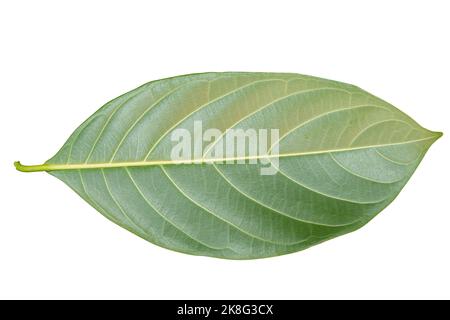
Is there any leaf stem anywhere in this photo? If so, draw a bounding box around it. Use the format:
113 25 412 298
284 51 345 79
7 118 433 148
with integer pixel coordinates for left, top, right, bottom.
14 161 51 172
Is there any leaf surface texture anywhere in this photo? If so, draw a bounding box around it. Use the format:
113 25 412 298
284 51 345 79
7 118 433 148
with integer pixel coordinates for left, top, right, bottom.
30 72 440 259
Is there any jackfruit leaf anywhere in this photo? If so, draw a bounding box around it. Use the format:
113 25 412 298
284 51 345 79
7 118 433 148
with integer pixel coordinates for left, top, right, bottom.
15 72 442 259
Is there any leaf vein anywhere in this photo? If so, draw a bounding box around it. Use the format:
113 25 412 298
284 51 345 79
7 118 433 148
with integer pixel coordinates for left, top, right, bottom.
144 78 288 160
211 163 357 227
124 167 230 251
160 166 311 245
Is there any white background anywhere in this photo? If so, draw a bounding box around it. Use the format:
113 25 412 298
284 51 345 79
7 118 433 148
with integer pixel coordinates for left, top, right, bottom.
1 0 449 300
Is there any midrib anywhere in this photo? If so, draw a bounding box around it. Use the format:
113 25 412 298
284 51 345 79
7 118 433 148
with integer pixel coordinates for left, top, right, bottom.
15 135 441 172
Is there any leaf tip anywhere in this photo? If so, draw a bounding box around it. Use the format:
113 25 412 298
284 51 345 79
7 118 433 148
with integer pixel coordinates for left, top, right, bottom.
428 131 443 145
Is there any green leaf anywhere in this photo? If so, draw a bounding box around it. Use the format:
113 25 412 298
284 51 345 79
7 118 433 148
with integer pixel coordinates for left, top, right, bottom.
15 72 442 259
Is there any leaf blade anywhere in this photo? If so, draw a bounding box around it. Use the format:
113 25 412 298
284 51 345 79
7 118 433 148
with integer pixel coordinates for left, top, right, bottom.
17 72 442 259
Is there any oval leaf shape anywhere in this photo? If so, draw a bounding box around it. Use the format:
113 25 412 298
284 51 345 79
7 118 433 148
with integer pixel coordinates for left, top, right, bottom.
16 72 442 259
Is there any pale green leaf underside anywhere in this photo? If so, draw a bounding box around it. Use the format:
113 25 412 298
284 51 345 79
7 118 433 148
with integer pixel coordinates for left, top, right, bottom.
24 72 441 259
